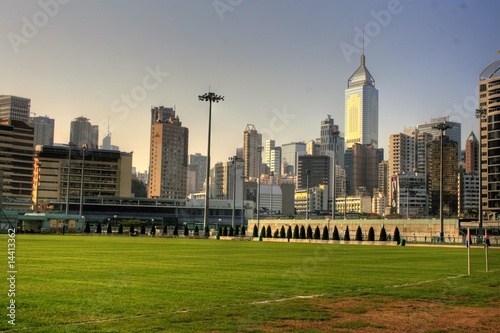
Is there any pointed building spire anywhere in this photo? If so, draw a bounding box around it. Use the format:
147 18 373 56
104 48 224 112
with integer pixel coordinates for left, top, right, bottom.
361 30 365 67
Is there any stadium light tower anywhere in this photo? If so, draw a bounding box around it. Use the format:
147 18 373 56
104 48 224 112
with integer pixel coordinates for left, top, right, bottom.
199 91 224 235
432 122 452 242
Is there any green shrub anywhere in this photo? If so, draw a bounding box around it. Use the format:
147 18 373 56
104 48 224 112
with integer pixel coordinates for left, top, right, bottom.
253 225 258 237
293 225 299 239
184 224 189 236
266 226 272 238
229 226 234 237
368 227 375 241
306 225 313 239
333 226 340 240
314 226 320 239
273 229 279 238
235 225 240 236
140 224 146 235
280 226 286 238
394 227 400 244
322 226 329 240
96 223 102 234
344 226 350 241
300 225 306 239
260 226 266 238
118 223 123 234
173 225 178 236
355 226 362 241
84 222 90 234
151 225 156 236
379 226 387 241
129 224 134 234
194 225 199 236
287 226 292 239
241 225 246 236
107 223 112 235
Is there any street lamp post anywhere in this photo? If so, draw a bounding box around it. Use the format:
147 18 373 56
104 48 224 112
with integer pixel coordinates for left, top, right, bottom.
199 91 224 235
256 145 263 233
306 170 310 220
79 145 88 216
331 128 340 220
35 162 41 213
64 142 75 215
476 108 486 233
432 123 452 242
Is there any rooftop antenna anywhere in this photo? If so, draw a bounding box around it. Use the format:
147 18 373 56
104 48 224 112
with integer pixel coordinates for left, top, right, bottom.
361 31 365 66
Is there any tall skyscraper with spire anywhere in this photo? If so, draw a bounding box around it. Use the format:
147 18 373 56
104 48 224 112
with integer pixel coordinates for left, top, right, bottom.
344 46 378 149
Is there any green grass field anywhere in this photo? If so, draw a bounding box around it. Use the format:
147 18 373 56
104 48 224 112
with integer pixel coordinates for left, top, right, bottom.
1 235 499 332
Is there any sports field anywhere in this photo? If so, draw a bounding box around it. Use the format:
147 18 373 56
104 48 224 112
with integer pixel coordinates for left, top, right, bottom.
2 235 499 332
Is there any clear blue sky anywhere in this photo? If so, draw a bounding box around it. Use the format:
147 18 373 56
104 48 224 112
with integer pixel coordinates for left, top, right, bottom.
1 0 499 172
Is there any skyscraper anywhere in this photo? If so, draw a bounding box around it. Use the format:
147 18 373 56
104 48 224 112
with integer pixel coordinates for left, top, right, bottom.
465 131 478 173
417 116 461 161
0 95 31 123
29 115 55 147
70 116 99 148
344 50 378 149
478 59 500 216
243 124 262 179
281 142 306 176
148 106 188 200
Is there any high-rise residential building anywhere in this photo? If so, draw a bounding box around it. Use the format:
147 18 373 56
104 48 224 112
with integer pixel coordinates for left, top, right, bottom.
346 144 383 196
417 116 461 161
0 95 31 123
306 139 321 156
388 131 415 178
0 119 34 211
458 172 479 216
426 136 459 216
29 115 55 147
33 145 132 213
395 173 427 217
378 160 389 203
187 153 207 194
281 142 306 176
465 131 479 173
297 155 329 190
148 106 188 200
70 116 99 148
243 124 262 180
479 59 500 216
264 140 281 176
213 159 244 201
345 50 378 149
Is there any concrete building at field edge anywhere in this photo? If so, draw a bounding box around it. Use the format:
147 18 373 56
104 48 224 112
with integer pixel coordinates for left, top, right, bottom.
0 95 31 123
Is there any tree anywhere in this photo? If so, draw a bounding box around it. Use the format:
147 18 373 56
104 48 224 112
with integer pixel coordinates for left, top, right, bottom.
118 223 123 235
266 226 272 238
163 224 168 235
84 221 90 234
344 226 350 241
280 226 286 238
218 226 222 236
107 223 112 235
314 226 321 239
379 226 387 241
96 223 102 234
129 224 135 235
151 225 156 237
368 227 375 241
194 225 199 236
293 225 299 239
300 225 306 239
322 226 329 240
223 225 228 236
273 229 279 238
333 226 340 240
204 226 210 237
355 226 362 241
229 226 234 237
235 225 240 236
184 224 189 236
306 225 313 239
140 224 146 235
253 225 258 237
394 227 401 244
241 225 246 236
260 226 266 238
173 225 178 236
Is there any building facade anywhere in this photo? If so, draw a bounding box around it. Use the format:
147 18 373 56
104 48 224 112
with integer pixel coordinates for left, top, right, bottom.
0 119 34 211
243 124 262 180
148 106 188 200
297 155 330 190
465 131 479 173
29 116 55 147
0 95 30 122
281 142 306 176
70 116 99 148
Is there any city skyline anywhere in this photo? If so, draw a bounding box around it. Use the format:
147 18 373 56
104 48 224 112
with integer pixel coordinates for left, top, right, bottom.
1 1 499 172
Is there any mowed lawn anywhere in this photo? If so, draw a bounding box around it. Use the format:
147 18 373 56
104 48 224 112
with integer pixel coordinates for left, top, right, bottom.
2 235 499 332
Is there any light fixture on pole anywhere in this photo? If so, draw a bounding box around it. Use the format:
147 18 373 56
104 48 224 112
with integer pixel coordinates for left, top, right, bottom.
256 145 263 233
431 122 452 242
475 108 486 233
199 91 224 235
331 127 340 220
79 145 88 216
229 156 239 229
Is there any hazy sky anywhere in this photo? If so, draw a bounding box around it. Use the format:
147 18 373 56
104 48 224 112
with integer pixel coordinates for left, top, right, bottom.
1 0 499 172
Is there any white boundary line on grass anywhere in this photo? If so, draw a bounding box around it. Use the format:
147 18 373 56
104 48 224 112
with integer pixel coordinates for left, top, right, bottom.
10 274 478 331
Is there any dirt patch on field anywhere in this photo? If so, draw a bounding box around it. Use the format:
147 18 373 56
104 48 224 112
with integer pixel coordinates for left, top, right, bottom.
251 296 500 333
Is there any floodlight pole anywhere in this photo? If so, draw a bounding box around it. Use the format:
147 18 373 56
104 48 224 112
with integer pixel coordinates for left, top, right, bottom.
331 129 340 220
199 91 224 235
79 145 88 216
476 108 486 233
256 145 263 233
432 123 452 242
64 142 75 215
